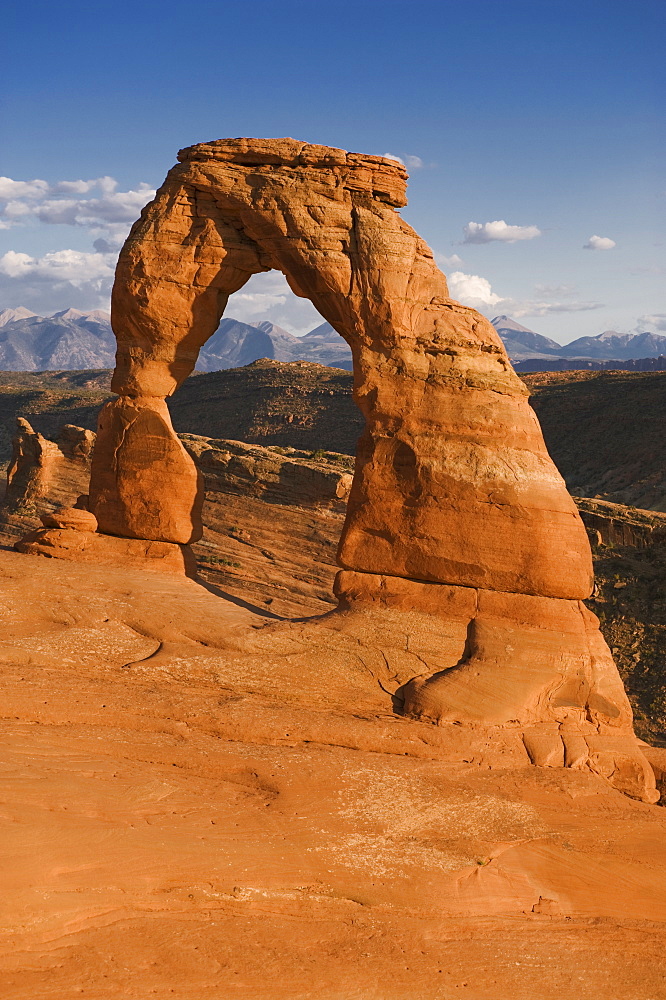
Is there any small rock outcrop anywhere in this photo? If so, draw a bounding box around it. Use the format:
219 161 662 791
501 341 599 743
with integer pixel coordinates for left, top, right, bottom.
183 435 352 507
56 424 95 462
4 417 62 506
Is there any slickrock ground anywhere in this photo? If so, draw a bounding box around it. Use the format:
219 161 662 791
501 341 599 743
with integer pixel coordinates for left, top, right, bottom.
1 133 663 994
2 430 666 998
1 549 666 1000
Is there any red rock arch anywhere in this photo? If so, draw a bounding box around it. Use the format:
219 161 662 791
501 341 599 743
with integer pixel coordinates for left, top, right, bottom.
90 138 591 599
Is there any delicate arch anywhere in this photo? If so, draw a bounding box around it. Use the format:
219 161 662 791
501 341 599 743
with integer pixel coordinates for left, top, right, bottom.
90 138 592 599
80 138 659 803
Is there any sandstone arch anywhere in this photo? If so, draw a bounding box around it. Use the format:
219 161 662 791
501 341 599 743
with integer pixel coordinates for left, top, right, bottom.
85 138 655 801
92 138 591 596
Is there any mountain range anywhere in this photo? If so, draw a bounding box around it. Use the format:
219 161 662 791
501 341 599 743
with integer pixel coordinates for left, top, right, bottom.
1 307 665 372
491 315 666 362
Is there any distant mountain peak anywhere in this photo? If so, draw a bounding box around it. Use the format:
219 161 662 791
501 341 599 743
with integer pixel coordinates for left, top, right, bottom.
250 320 301 344
0 306 37 328
490 315 536 334
596 329 625 342
51 307 87 320
50 307 111 324
490 316 563 358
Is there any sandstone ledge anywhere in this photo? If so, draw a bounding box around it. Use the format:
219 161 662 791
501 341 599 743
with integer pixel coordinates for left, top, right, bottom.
15 527 197 577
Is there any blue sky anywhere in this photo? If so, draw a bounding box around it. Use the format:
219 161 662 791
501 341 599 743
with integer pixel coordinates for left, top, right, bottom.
1 0 664 341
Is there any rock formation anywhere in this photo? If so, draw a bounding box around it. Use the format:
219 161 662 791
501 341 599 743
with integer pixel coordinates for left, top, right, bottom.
98 138 593 599
4 417 62 507
24 138 656 801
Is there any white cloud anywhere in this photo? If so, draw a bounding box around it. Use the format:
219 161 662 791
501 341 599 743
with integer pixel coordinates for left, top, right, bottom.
51 179 100 194
511 300 604 318
2 200 33 219
583 234 616 250
0 177 49 200
435 252 464 269
382 153 423 169
533 283 577 298
462 220 542 244
447 270 502 309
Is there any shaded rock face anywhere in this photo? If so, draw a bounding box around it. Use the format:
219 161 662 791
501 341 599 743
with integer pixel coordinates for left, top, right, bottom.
81 137 654 801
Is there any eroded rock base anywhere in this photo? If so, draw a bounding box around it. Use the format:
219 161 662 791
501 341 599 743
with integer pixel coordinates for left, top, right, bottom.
334 570 658 802
15 527 197 577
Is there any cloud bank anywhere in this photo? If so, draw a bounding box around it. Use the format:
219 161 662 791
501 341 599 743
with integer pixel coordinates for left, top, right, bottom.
0 174 155 312
0 175 155 240
0 249 116 313
382 153 424 169
447 269 603 318
638 313 666 331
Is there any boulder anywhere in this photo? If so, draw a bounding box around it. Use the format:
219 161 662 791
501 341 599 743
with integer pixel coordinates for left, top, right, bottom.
40 506 98 532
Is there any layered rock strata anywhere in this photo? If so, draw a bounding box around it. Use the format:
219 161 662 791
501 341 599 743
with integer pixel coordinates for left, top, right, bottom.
67 137 655 799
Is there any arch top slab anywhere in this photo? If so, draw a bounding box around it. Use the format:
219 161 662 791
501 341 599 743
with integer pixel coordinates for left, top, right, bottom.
176 136 409 207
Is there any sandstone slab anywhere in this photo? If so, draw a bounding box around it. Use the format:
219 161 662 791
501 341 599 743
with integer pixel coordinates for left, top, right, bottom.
15 526 197 576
